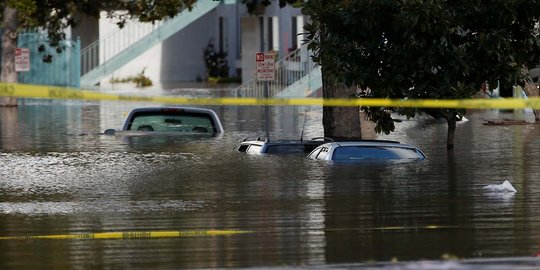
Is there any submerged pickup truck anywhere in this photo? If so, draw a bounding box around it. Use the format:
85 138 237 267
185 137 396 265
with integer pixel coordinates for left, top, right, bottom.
104 106 224 135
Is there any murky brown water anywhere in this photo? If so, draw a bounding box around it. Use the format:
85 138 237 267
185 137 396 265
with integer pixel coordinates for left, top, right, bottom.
1 94 540 269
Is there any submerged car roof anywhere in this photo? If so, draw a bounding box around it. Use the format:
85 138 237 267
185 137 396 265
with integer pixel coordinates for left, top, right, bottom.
238 136 332 144
124 107 217 113
234 137 333 154
320 140 422 149
331 140 404 147
311 140 427 160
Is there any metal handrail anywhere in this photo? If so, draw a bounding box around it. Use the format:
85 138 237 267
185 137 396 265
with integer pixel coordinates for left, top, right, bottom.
80 19 165 76
233 42 319 98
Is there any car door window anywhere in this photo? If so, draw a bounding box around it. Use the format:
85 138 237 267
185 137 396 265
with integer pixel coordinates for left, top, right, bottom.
235 144 249 152
308 147 322 159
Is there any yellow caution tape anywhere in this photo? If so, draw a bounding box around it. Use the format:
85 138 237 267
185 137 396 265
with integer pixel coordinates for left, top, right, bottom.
0 224 458 240
1 82 540 109
0 230 251 240
366 225 458 231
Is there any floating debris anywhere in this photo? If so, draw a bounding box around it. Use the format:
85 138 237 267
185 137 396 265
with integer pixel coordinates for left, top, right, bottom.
483 180 517 193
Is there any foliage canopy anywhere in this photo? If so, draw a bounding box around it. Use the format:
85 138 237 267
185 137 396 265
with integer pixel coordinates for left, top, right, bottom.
242 0 303 14
303 0 540 135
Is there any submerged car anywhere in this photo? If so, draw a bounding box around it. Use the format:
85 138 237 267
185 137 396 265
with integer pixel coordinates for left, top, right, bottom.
234 137 333 155
104 106 224 135
307 140 426 161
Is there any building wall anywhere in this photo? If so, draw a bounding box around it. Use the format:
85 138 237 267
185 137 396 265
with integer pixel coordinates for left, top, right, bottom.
160 9 220 82
240 16 261 84
17 32 80 87
70 13 99 50
97 12 163 86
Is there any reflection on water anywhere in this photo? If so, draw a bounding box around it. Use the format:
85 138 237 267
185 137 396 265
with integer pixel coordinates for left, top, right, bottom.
0 200 205 215
1 97 540 269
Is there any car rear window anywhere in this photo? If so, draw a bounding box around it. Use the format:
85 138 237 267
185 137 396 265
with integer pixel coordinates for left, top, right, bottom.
266 145 306 154
333 146 424 160
127 111 217 133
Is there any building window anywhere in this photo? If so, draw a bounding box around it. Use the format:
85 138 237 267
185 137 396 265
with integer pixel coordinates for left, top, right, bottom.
267 17 273 52
258 16 279 52
291 16 298 51
259 16 265 52
219 17 228 53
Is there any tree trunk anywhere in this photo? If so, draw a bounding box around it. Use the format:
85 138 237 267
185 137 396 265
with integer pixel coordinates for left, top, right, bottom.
0 6 18 106
446 115 456 150
317 4 361 141
321 70 362 140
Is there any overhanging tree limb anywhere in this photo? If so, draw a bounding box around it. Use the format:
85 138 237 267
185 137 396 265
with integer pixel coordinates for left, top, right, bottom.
303 0 540 149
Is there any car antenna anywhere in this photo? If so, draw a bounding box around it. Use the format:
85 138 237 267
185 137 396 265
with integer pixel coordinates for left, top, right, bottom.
299 108 308 142
264 101 271 142
264 81 271 142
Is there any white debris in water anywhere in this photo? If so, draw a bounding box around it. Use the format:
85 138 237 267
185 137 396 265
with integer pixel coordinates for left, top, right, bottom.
524 108 536 123
483 180 517 193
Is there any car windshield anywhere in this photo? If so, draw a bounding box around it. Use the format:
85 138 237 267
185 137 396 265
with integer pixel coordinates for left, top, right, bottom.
246 144 263 154
127 111 216 133
333 146 424 160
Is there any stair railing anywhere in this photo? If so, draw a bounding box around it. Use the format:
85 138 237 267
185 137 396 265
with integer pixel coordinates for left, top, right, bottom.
233 42 318 98
80 19 166 76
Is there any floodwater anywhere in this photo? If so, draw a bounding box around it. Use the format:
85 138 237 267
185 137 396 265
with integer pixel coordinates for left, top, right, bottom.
1 87 540 269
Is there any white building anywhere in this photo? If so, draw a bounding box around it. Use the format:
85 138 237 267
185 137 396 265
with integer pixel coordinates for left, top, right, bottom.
71 1 305 87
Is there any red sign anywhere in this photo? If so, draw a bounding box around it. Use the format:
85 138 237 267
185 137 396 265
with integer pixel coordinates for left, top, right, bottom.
256 52 275 81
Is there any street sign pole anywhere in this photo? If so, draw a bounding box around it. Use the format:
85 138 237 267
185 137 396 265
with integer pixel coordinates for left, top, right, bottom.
264 81 270 140
256 52 275 141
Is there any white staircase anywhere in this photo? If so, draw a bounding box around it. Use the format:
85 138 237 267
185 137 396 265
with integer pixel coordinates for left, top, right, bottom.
80 1 225 86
